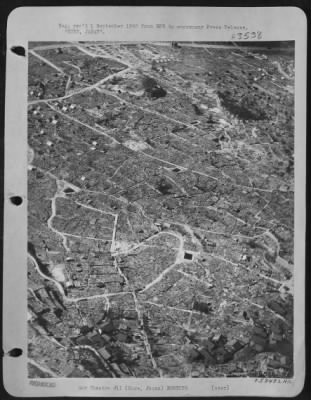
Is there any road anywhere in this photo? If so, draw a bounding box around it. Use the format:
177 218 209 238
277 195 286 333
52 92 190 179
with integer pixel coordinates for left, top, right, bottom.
29 49 65 74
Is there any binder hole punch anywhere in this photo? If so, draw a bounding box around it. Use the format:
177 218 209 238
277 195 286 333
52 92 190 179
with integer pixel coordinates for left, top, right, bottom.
10 46 26 57
10 196 23 206
3 348 23 357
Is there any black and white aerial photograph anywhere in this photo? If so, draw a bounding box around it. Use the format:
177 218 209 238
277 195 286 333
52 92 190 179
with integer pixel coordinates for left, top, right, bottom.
27 41 295 379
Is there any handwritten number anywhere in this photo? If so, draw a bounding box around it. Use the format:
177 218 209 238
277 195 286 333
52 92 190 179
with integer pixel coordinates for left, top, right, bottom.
232 31 263 40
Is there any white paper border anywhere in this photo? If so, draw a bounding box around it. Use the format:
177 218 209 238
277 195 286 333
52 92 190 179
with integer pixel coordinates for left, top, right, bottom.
3 6 307 397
